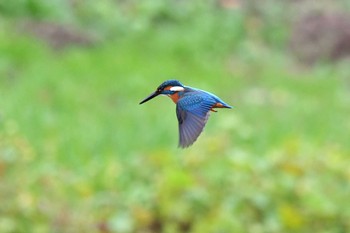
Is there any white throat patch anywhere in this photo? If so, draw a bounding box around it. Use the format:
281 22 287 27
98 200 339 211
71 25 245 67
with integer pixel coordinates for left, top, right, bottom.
170 86 185 92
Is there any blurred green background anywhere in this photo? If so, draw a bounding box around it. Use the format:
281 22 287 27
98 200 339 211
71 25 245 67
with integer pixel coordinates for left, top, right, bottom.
1 0 350 232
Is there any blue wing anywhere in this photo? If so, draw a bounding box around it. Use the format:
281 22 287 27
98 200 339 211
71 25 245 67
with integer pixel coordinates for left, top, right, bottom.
176 94 216 148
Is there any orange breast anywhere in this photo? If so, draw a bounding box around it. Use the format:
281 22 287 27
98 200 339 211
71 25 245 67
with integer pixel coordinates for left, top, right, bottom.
168 93 180 103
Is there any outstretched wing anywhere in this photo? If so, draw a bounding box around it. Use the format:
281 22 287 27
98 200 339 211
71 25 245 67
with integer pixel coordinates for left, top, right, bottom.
176 94 216 148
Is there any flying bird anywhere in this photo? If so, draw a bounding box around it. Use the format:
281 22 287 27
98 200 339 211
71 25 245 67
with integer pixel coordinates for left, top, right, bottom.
140 80 232 148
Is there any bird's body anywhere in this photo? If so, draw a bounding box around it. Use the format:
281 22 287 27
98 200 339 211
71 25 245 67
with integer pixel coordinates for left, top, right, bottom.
140 80 232 148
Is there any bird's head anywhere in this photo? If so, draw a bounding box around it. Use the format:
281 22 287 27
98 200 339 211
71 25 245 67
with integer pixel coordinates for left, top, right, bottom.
139 80 185 104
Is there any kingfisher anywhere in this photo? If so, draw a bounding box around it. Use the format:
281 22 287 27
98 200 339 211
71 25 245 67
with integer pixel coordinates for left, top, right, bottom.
140 80 232 148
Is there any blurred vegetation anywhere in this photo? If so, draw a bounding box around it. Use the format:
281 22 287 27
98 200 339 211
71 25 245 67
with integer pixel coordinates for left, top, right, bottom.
1 0 350 232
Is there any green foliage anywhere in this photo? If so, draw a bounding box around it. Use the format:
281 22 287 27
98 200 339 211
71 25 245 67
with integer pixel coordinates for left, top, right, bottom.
1 1 350 232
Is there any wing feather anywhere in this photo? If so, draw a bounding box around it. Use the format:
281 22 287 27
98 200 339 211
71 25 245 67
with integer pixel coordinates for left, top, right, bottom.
176 94 215 148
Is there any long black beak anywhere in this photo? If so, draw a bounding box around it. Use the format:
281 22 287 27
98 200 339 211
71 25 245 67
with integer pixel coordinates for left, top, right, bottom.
139 91 160 104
